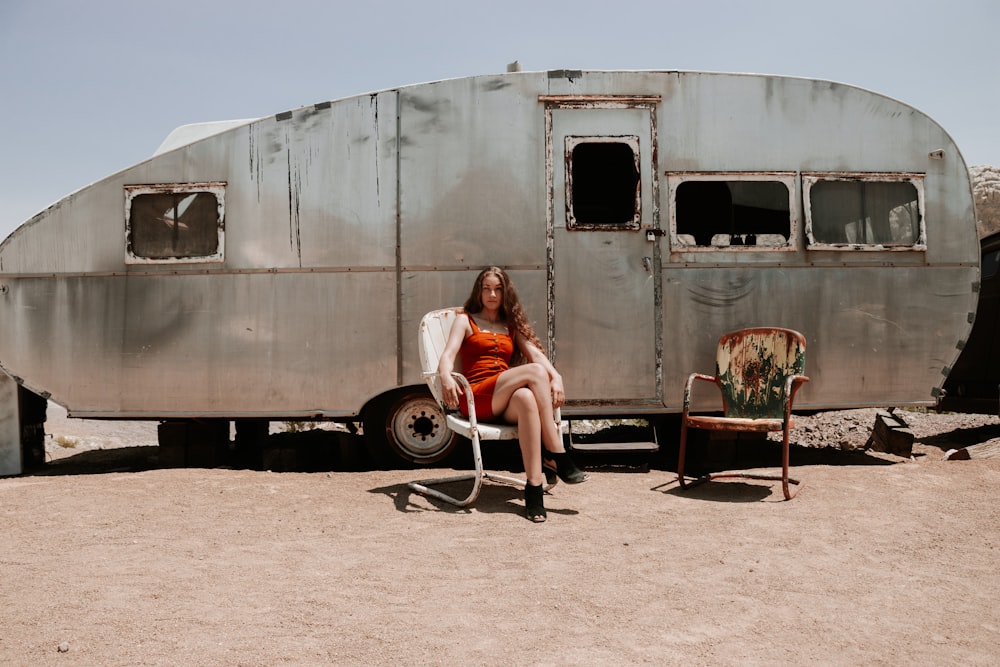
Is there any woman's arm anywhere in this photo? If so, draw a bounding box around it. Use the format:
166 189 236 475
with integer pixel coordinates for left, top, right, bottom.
438 313 471 409
516 335 565 408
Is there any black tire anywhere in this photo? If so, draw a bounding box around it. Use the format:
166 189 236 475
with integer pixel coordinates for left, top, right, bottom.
363 389 459 467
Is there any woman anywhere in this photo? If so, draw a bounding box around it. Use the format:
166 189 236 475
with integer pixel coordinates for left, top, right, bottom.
438 266 588 523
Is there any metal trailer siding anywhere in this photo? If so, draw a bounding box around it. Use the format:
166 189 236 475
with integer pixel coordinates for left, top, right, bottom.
0 70 980 420
397 74 551 385
649 73 978 410
0 90 402 417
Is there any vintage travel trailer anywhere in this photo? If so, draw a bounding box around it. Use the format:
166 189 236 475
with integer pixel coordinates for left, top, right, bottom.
0 69 981 473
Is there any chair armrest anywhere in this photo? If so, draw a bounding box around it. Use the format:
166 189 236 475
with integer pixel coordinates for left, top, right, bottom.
450 372 479 429
782 374 811 422
423 370 481 430
683 373 718 415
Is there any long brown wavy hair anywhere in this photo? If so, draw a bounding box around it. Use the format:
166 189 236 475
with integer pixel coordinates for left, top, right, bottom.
462 266 542 357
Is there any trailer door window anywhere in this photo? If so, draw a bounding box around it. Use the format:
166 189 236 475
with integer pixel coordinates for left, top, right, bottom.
125 183 225 263
804 174 924 250
667 174 796 250
565 136 640 230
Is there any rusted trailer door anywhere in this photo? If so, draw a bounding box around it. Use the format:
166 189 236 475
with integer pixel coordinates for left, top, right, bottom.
545 97 661 406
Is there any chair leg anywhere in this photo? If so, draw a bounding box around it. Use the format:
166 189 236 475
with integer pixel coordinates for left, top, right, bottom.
780 429 803 500
408 431 486 507
677 421 689 489
677 421 708 491
677 425 802 499
408 431 551 507
715 428 802 500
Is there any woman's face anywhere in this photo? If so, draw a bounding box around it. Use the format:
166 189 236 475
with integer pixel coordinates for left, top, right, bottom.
480 274 504 313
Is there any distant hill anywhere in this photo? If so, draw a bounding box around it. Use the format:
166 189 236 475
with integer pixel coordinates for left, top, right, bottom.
972 165 1000 237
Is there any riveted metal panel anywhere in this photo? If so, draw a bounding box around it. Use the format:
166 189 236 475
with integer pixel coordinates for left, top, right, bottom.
0 70 980 422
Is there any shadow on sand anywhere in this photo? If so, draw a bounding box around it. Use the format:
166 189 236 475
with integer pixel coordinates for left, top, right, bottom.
20 424 907 481
916 422 1000 452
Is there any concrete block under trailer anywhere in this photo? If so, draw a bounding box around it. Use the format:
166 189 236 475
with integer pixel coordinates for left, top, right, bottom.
0 69 979 472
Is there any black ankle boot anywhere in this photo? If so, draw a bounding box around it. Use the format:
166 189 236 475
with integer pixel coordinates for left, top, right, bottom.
543 450 590 484
524 482 546 523
542 464 558 486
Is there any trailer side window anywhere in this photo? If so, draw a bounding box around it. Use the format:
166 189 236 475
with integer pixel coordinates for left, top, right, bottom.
804 174 925 250
565 136 640 230
125 183 225 264
668 175 796 250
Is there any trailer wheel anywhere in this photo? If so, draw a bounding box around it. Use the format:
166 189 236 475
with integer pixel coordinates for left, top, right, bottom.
364 390 459 467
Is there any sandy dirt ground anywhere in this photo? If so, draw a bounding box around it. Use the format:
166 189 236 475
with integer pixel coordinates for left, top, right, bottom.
2 405 1000 666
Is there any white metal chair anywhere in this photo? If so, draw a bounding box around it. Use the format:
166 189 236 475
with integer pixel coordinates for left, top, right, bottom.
407 308 565 507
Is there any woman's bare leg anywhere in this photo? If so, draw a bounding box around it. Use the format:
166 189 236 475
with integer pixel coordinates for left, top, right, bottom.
501 387 545 486
494 363 589 488
492 363 565 454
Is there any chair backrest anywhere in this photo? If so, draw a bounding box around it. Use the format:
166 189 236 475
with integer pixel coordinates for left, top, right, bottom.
715 327 806 419
418 308 464 405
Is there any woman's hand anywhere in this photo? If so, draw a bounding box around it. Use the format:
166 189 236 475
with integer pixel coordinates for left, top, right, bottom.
440 373 463 409
550 373 565 409
437 312 471 410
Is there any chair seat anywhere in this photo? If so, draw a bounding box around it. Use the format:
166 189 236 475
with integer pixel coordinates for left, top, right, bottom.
684 415 795 433
445 413 569 442
445 414 520 441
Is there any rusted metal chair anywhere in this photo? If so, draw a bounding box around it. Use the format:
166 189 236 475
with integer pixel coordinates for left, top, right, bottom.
408 308 563 507
677 327 810 500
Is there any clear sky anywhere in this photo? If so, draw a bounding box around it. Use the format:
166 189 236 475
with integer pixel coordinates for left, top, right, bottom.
1 0 996 240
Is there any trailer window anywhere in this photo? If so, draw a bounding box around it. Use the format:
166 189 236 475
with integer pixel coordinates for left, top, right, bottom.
804 174 924 250
668 175 795 250
125 183 225 263
565 136 640 230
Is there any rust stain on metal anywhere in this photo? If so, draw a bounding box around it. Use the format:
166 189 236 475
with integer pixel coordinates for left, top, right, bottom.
538 95 662 108
717 328 807 418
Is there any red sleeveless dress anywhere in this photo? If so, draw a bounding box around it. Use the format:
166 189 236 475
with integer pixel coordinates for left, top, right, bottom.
458 314 514 421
